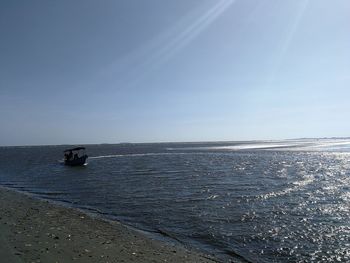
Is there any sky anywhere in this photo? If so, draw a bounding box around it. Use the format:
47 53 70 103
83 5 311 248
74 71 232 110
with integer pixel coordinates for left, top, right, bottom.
1 0 350 146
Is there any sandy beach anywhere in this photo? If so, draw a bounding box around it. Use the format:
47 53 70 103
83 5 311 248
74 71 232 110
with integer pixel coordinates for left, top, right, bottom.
0 187 219 263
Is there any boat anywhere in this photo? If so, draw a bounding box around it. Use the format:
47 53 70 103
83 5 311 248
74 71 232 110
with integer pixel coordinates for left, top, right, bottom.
63 147 88 166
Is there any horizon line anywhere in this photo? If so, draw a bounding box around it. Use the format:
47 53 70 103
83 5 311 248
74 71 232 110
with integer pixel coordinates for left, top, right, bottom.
1 136 349 148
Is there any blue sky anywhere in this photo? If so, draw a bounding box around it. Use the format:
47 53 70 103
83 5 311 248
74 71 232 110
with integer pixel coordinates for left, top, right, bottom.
1 0 349 146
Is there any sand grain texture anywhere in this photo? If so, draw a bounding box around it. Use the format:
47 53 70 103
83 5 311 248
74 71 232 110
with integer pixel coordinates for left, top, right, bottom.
0 188 219 263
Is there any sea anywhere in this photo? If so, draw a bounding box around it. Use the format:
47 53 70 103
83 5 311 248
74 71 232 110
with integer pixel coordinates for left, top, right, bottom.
1 138 350 263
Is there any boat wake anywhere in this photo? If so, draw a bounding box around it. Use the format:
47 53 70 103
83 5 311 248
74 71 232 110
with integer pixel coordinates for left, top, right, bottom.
89 152 190 160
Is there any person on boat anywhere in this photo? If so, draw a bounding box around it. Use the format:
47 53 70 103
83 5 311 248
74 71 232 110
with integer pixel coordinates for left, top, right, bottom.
73 153 79 160
67 150 73 160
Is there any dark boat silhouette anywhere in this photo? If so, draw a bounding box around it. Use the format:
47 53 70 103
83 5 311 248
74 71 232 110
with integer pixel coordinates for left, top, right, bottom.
64 147 88 166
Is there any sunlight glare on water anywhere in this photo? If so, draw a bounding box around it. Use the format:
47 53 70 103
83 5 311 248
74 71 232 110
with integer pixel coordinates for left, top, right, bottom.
1 139 350 262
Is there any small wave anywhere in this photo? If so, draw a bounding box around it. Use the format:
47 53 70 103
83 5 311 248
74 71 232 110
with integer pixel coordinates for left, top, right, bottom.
257 176 315 200
29 190 66 196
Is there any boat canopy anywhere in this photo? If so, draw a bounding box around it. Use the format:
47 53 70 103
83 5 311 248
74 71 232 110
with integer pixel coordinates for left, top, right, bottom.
64 147 86 152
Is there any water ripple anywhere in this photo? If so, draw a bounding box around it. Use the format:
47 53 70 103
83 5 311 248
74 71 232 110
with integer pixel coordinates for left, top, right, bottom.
1 141 350 262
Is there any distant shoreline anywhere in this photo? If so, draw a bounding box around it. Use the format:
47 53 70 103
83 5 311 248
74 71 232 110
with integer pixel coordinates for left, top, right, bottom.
1 137 350 148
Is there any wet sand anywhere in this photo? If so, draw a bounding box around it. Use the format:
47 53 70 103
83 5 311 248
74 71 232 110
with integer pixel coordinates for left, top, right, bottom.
0 187 219 263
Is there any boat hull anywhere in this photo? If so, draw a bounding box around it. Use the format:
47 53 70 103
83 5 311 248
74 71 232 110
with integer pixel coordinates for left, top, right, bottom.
64 155 88 166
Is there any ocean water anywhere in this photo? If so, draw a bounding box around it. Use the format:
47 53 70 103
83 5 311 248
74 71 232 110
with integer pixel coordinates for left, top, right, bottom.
1 139 350 262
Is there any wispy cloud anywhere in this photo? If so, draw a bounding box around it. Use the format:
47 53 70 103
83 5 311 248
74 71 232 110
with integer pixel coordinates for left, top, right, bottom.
97 0 237 89
267 0 310 84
